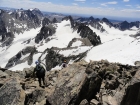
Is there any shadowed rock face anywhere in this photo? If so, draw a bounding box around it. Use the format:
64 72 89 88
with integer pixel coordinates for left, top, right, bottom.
102 18 113 27
35 25 56 43
0 8 43 47
42 17 51 26
62 15 74 28
44 48 88 71
76 16 106 32
10 9 42 28
5 46 37 69
52 18 58 23
58 16 102 46
45 60 139 105
114 21 140 31
0 78 25 105
77 24 101 46
120 70 140 105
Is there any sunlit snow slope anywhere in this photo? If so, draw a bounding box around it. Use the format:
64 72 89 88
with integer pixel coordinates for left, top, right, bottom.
0 27 41 69
85 22 140 65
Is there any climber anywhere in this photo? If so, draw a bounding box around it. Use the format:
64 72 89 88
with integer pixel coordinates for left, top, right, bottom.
34 60 46 87
61 60 67 69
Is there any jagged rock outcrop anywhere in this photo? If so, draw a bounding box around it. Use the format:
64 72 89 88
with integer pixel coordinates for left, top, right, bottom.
0 9 28 34
44 48 88 71
0 13 14 46
61 16 101 46
5 46 37 69
42 17 51 26
10 8 42 28
35 25 56 43
67 38 92 47
77 16 140 31
135 61 140 66
130 30 140 38
77 24 101 46
0 8 43 47
0 60 140 105
30 8 43 19
76 16 105 32
45 60 139 105
0 78 25 105
52 17 58 23
62 15 74 28
120 69 140 105
114 21 140 31
89 20 105 32
101 18 113 28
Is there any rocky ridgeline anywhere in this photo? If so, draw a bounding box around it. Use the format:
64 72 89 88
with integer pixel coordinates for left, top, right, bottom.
62 16 101 46
0 60 140 105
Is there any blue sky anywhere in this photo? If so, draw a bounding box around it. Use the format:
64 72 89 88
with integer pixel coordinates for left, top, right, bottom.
0 0 140 21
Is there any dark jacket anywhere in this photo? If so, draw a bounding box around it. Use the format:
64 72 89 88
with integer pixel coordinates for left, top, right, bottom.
34 64 45 77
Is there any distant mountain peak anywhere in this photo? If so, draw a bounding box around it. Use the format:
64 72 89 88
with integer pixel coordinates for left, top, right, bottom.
29 8 40 11
89 16 94 20
102 18 110 23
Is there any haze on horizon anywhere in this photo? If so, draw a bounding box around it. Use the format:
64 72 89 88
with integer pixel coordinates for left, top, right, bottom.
0 0 140 21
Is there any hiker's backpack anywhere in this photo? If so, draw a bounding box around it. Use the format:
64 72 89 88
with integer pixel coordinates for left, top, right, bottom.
36 65 45 73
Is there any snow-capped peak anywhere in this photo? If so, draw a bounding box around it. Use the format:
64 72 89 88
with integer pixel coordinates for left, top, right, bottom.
29 8 39 11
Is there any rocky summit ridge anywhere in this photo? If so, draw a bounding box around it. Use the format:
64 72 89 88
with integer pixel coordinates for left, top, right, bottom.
0 60 140 105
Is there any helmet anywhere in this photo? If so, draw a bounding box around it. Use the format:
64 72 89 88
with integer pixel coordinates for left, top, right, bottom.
64 60 66 63
35 60 39 65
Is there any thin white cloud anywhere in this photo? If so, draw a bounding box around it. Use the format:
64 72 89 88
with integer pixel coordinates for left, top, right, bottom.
123 0 129 2
121 9 140 13
107 1 117 4
101 4 107 6
125 5 132 7
72 3 78 6
0 0 140 18
74 0 86 1
101 1 117 6
136 5 140 8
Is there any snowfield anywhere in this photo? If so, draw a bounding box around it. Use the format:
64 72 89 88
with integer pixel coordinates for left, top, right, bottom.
0 20 139 70
85 37 140 65
0 27 41 69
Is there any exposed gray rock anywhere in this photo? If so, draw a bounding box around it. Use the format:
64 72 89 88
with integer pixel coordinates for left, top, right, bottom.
90 99 99 105
42 17 51 26
135 61 140 66
67 38 92 48
0 70 9 78
79 99 89 105
25 88 46 105
0 60 140 105
23 66 34 78
120 69 140 105
44 48 88 71
5 46 37 69
52 18 58 23
35 25 56 43
0 78 25 105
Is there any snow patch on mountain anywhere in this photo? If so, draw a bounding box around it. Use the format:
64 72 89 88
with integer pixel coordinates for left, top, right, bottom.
0 27 41 68
37 20 81 51
59 46 91 57
85 36 140 65
71 40 82 47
